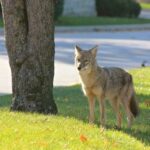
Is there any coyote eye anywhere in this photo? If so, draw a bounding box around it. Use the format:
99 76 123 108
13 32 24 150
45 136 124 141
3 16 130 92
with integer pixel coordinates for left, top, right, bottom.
84 60 88 63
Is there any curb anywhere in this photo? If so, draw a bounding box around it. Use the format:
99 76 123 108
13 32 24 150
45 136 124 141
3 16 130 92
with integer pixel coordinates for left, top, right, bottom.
55 24 150 32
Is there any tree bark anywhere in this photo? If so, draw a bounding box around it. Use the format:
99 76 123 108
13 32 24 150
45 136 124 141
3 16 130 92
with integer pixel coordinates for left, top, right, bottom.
1 0 57 114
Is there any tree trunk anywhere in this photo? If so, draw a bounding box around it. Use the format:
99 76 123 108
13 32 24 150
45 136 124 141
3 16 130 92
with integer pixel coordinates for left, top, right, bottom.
1 0 57 114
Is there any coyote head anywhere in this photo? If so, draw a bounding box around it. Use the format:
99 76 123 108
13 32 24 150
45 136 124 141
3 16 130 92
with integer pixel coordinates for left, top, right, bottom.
75 45 98 74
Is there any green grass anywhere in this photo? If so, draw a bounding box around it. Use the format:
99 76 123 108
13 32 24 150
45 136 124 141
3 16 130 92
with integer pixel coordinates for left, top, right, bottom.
0 68 150 149
140 3 150 10
55 16 150 26
1 16 150 28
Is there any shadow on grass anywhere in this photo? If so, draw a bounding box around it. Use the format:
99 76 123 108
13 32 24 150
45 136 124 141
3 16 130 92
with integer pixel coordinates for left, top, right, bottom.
0 95 11 108
119 105 150 146
54 86 150 146
0 86 149 145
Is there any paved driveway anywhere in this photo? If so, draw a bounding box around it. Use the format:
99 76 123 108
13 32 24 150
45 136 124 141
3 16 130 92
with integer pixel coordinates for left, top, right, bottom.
140 10 150 19
0 30 150 94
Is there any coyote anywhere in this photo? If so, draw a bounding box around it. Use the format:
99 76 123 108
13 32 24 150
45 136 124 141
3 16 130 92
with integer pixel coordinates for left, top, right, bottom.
75 45 139 128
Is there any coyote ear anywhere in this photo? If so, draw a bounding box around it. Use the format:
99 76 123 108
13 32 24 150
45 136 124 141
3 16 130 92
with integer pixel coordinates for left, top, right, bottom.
90 46 98 57
75 45 82 56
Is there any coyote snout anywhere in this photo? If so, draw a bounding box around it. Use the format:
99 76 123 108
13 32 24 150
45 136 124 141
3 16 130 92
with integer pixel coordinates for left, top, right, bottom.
75 45 139 129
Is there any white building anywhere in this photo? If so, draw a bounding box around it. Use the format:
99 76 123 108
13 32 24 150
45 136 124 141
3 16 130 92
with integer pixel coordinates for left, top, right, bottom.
63 0 97 16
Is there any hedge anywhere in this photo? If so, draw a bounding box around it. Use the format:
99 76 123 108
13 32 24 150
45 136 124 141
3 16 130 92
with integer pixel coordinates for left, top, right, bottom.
96 0 141 18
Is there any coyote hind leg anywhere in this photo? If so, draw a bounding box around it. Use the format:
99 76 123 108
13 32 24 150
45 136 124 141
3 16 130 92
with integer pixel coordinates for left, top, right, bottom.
124 101 134 128
98 96 105 127
111 98 122 129
122 96 134 128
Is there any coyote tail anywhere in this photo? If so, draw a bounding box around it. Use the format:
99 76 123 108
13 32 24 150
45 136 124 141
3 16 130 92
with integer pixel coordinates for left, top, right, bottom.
130 93 139 117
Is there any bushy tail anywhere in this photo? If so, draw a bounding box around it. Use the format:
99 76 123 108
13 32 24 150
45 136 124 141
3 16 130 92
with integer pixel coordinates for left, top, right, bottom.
130 94 139 117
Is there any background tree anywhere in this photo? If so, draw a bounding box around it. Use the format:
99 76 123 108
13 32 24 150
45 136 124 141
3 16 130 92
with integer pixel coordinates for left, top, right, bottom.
96 0 141 18
1 0 57 114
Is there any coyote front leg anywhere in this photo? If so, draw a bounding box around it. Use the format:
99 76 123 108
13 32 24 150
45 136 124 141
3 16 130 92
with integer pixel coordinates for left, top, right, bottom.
88 94 95 124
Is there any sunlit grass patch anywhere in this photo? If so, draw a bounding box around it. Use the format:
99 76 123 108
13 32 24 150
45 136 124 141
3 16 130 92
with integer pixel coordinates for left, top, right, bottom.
0 67 150 149
140 3 150 10
56 16 150 26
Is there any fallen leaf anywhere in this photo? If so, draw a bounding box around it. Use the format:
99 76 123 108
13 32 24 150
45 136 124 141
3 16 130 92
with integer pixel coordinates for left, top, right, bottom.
80 134 87 142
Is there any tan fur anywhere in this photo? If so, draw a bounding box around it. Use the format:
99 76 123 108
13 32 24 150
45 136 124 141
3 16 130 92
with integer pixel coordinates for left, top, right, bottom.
75 45 139 128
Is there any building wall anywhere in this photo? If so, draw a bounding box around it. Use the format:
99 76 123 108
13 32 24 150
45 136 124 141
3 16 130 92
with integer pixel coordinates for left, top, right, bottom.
136 0 150 2
63 0 96 16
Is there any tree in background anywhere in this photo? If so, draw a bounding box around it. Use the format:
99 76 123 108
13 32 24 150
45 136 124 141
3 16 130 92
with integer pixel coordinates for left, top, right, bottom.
1 0 57 114
96 0 141 18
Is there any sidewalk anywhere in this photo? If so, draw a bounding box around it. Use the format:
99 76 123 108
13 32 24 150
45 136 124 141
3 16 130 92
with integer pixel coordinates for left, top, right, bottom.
55 24 150 33
140 10 150 19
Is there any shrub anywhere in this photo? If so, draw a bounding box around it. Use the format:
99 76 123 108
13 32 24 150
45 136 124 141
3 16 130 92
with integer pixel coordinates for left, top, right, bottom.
54 0 64 21
96 0 141 18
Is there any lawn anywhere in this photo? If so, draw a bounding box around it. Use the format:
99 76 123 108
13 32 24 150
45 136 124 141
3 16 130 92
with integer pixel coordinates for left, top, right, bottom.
0 68 150 150
140 3 150 10
55 16 150 26
1 16 150 28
